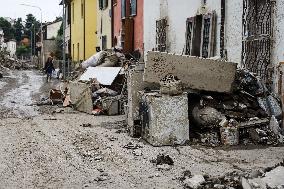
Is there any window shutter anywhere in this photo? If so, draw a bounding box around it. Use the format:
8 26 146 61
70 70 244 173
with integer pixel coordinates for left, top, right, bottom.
185 17 194 55
200 12 216 58
103 0 108 9
121 0 126 18
99 0 103 10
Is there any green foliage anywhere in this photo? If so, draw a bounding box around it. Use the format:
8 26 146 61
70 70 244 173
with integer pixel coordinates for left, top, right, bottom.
55 34 63 60
13 18 24 43
0 17 15 41
16 45 30 57
57 22 63 36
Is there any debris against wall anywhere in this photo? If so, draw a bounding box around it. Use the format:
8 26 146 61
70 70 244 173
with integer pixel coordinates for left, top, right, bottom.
144 51 237 93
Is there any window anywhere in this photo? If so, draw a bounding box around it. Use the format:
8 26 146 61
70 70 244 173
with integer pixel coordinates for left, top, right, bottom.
72 2 74 23
72 44 74 60
184 12 216 58
102 35 107 50
130 0 137 16
156 18 168 52
99 0 108 10
77 43 79 61
121 0 126 18
81 0 84 18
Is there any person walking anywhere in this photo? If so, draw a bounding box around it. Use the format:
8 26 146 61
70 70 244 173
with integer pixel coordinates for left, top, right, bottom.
44 54 55 82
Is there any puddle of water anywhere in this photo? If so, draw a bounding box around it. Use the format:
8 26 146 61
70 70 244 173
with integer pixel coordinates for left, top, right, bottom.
0 70 45 118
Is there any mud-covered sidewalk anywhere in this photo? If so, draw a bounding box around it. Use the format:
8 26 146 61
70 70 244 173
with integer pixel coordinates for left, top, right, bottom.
0 70 283 188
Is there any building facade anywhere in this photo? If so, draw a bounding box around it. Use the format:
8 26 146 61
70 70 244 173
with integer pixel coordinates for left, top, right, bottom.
112 0 144 56
143 0 284 94
71 0 98 62
42 20 63 61
43 21 62 40
0 29 5 50
97 0 112 50
6 40 16 57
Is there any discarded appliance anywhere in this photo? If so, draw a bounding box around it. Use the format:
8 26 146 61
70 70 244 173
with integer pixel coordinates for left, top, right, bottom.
140 91 189 146
79 67 122 85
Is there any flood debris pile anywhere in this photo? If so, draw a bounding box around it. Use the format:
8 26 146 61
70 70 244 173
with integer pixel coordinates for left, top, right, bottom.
56 49 128 116
0 50 28 70
189 69 283 146
127 51 284 147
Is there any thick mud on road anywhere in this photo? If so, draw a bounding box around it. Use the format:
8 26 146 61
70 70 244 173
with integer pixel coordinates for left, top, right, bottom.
0 70 45 118
0 70 283 188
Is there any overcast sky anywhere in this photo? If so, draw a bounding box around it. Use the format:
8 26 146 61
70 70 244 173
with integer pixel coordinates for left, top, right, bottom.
0 0 62 23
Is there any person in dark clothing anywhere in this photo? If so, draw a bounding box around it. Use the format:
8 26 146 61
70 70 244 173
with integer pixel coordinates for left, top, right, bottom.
44 56 55 82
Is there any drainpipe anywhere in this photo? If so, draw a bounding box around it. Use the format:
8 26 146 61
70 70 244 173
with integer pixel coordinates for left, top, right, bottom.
84 0 86 60
111 0 114 47
220 0 226 59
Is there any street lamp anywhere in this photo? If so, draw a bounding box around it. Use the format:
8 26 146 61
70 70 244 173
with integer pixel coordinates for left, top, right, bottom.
20 3 44 68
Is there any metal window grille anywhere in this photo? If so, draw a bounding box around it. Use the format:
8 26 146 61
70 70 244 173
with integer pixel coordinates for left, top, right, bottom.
156 18 167 52
185 18 193 55
130 0 137 16
242 0 273 85
201 16 211 58
185 12 216 58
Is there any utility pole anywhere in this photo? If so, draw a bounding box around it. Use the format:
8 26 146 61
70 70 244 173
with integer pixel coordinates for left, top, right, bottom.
20 4 43 68
62 0 66 79
30 28 33 61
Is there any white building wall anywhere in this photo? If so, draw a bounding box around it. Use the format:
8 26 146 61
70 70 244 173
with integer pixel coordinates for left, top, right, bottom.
144 0 222 56
0 29 4 45
271 0 284 92
6 41 16 57
46 21 62 39
225 0 243 64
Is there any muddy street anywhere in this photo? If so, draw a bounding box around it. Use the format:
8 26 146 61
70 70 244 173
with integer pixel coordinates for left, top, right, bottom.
0 70 283 188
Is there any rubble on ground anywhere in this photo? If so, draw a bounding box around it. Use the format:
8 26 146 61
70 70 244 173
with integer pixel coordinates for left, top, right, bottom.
51 48 128 116
0 49 34 70
127 52 284 147
45 50 284 148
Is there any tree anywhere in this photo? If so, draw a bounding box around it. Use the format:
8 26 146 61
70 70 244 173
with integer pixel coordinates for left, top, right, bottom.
24 14 40 56
16 45 30 57
0 17 15 41
13 18 24 43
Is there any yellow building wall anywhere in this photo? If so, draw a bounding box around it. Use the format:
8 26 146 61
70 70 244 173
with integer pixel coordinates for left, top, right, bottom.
71 0 84 61
97 0 112 50
71 0 98 61
85 0 98 59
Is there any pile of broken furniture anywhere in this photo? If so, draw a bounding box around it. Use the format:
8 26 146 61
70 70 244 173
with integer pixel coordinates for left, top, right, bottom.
59 49 128 116
127 51 284 147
